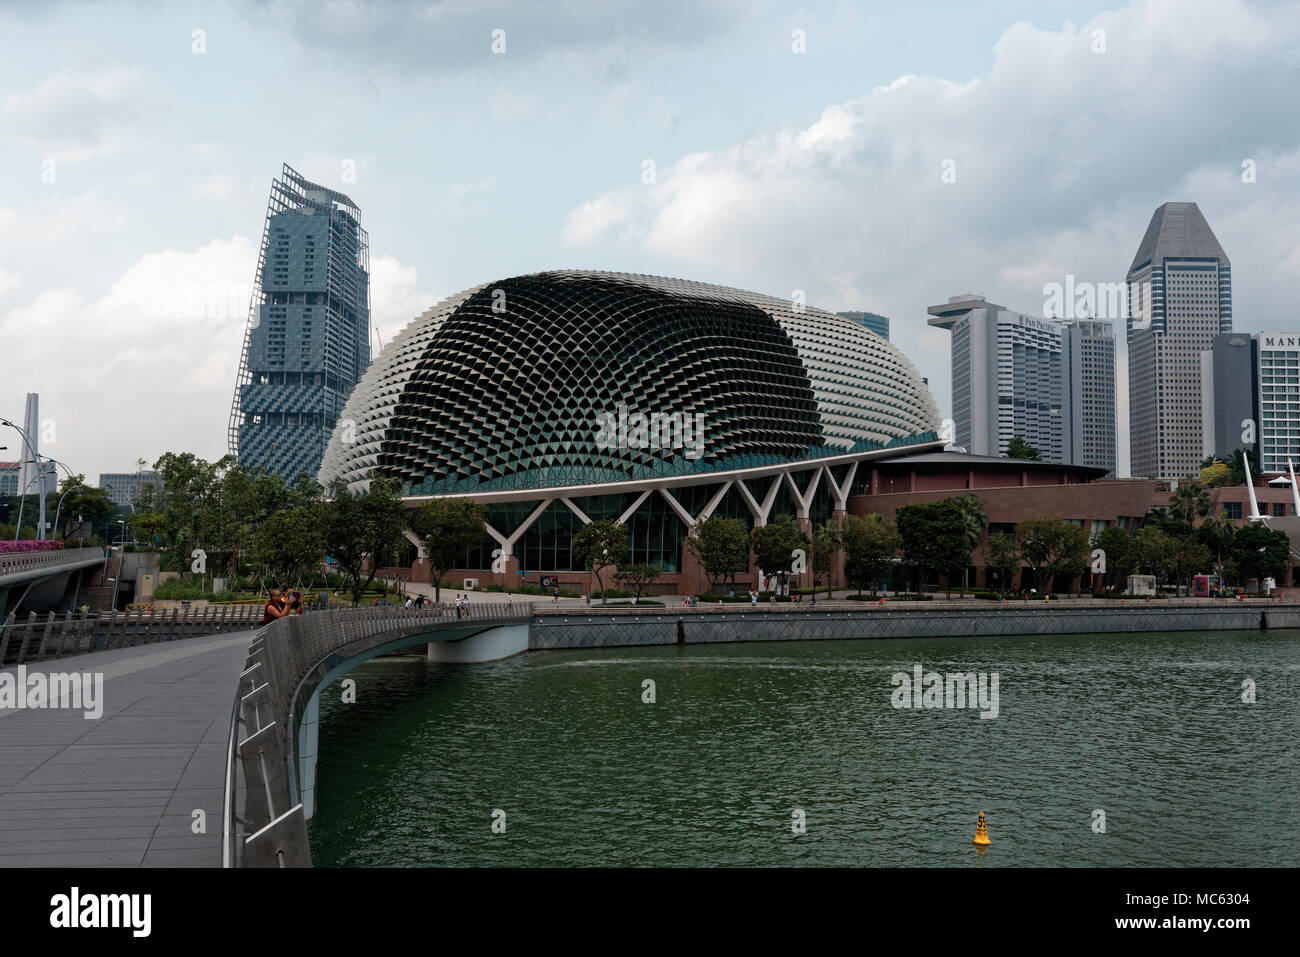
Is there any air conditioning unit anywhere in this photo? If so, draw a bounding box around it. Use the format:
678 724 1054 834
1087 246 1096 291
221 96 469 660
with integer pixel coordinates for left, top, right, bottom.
463 578 479 590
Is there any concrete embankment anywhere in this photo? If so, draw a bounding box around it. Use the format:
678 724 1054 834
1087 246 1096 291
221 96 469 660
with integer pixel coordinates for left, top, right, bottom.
528 600 1298 650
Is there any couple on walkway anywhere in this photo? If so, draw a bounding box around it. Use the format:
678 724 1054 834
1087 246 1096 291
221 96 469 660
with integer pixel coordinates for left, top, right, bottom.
261 588 304 625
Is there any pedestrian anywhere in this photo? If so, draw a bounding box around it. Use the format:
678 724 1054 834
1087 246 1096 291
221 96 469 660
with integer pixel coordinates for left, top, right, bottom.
552 585 560 604
584 592 591 607
404 596 414 610
262 588 287 626
415 593 425 608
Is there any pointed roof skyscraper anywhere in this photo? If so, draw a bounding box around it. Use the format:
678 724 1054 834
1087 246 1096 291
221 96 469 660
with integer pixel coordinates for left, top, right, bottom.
1129 201 1230 274
1126 202 1232 480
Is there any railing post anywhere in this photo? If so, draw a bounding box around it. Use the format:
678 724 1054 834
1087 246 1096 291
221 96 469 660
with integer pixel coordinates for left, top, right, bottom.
0 611 16 664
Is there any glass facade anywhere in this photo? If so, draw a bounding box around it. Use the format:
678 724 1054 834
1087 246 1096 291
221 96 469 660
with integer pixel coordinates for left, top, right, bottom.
231 164 370 481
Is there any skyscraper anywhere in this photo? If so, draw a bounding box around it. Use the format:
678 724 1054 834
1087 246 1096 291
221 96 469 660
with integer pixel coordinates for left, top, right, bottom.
1126 202 1231 480
928 296 1115 470
1201 332 1300 475
228 164 370 482
1062 319 1117 476
836 311 890 340
927 295 1066 461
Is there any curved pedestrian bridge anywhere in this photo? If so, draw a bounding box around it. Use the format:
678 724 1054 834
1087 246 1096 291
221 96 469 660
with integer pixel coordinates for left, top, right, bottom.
226 602 534 867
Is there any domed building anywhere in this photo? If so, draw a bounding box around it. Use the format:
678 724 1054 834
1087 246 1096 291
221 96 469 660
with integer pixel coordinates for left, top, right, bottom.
320 270 943 593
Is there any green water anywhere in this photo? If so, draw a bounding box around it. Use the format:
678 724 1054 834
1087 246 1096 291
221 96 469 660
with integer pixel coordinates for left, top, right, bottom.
306 631 1298 866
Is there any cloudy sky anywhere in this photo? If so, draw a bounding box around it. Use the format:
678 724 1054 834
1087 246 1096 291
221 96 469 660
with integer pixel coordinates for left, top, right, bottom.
1 0 1297 480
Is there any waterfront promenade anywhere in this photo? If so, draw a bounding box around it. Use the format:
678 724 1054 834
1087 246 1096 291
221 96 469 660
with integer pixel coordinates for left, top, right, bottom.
0 630 253 866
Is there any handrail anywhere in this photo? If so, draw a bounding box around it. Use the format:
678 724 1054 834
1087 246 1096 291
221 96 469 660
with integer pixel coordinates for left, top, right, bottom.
221 666 243 869
0 546 106 577
222 601 533 867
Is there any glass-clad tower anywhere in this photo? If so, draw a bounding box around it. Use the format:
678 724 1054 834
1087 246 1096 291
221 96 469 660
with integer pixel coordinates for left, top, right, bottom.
228 164 370 481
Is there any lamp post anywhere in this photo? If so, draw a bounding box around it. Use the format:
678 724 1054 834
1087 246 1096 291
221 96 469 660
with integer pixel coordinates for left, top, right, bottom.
110 520 127 612
52 475 82 543
1 417 41 540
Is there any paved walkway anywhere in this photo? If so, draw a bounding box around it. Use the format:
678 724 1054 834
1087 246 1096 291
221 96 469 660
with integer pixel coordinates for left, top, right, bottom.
0 630 253 867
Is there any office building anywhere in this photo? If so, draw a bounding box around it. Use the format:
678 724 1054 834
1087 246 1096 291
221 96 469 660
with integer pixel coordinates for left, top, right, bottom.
1062 319 1117 475
1201 332 1300 474
98 471 162 509
836 311 890 340
1127 202 1232 479
228 164 371 482
927 297 1115 472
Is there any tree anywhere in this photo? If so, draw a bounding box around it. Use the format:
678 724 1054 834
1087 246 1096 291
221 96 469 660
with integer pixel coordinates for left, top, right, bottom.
573 519 628 604
1006 436 1042 461
1016 518 1090 593
1232 522 1291 590
1136 525 1174 586
411 498 488 603
1221 448 1257 488
1168 482 1211 527
255 504 326 586
984 533 1021 591
1170 538 1212 596
951 494 987 593
840 513 899 596
1093 526 1139 590
1199 460 1232 488
1196 514 1237 574
324 477 410 605
686 515 751 593
750 514 810 594
812 520 839 597
614 563 661 599
54 475 113 539
896 500 973 596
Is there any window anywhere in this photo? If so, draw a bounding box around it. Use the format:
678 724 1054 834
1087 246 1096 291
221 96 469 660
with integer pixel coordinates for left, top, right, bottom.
1223 502 1242 519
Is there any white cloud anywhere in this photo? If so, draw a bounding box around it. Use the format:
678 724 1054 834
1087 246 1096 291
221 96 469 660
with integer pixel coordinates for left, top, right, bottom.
0 67 144 162
0 237 256 474
561 0 1300 477
370 254 439 347
9 189 127 244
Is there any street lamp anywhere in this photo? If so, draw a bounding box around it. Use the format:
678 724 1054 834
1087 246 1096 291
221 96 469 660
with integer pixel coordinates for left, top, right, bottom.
1 417 42 540
52 475 83 544
110 521 127 612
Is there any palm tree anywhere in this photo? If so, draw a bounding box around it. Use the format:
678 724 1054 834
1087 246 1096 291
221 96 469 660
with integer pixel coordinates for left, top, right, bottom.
951 494 987 595
1168 482 1211 527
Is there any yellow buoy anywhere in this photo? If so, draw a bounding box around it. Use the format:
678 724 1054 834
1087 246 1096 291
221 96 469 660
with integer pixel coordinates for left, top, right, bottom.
974 812 991 846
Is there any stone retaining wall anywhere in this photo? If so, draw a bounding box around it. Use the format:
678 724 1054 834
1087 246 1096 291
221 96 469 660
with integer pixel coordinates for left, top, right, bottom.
528 603 1300 650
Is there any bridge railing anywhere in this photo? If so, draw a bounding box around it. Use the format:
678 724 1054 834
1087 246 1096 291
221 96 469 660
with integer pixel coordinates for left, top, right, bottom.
0 604 263 665
0 546 105 578
224 601 532 868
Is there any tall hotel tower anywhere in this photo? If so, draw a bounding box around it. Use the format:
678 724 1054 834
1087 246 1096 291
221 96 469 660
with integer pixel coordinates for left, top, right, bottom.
1126 202 1231 480
228 164 370 481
